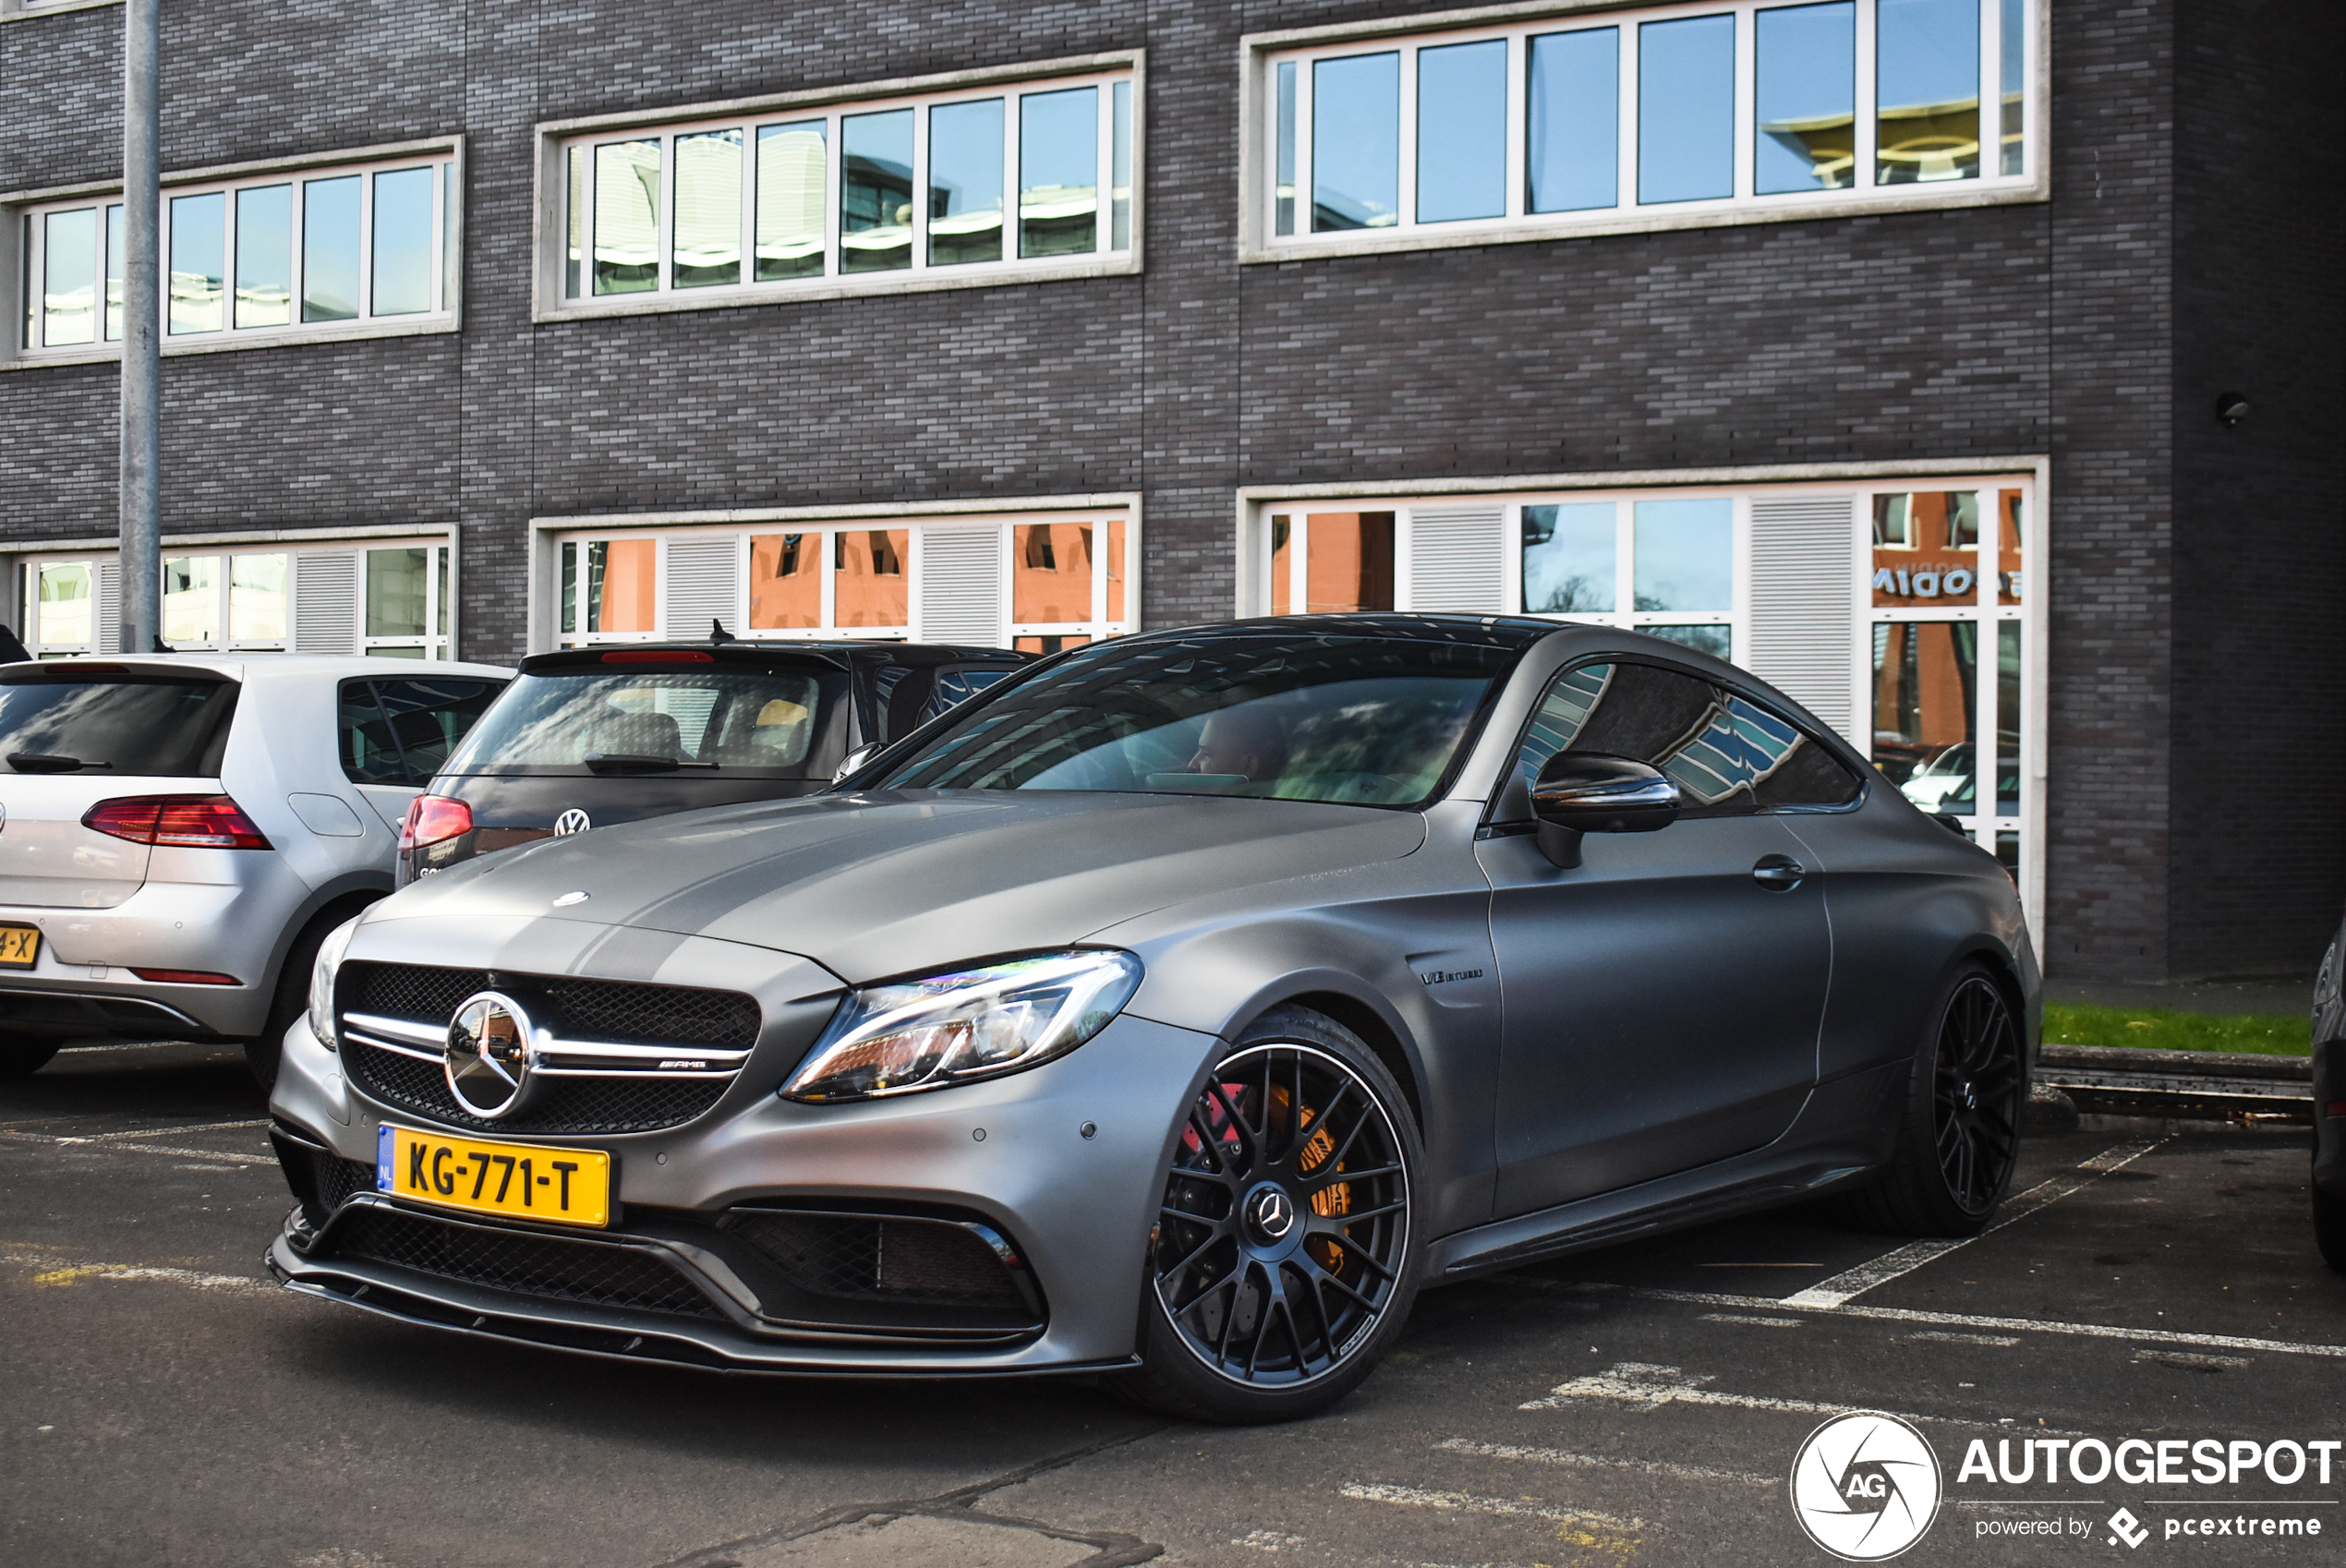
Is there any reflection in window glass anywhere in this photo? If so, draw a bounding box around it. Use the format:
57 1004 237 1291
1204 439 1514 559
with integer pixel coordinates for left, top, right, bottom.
1307 513 1396 613
594 140 661 294
236 185 293 329
367 549 429 638
1014 524 1092 625
168 191 225 334
836 530 911 627
1522 502 1615 613
1872 620 1975 802
1312 53 1400 230
2000 0 2025 173
302 175 362 322
163 556 222 645
104 204 124 341
42 208 96 346
1632 498 1733 611
1528 29 1619 213
841 110 914 273
1269 514 1293 615
1644 624 1734 660
1996 488 2024 604
673 130 744 288
1417 40 1506 223
229 554 288 644
1111 80 1133 250
372 166 436 314
1756 3 1856 193
1274 62 1299 235
592 539 658 633
756 122 827 282
1870 492 1978 608
929 99 1005 266
565 147 587 297
37 564 92 648
1105 517 1127 622
1877 0 1979 184
749 534 821 630
1639 15 1736 203
1995 621 2020 816
1020 87 1099 258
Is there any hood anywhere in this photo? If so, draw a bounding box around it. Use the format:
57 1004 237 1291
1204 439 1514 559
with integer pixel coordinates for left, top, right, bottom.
372 789 1426 983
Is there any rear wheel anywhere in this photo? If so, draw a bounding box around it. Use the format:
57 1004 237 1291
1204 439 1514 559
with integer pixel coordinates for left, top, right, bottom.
0 1036 65 1080
1110 1008 1421 1424
247 899 375 1092
1847 964 2026 1236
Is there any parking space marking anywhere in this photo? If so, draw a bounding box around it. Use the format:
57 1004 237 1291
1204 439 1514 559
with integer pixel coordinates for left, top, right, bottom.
1 1241 268 1295
2134 1349 2253 1371
1780 1138 2166 1309
0 1128 273 1166
1338 1483 1644 1535
1432 1438 1775 1488
1519 1360 2084 1432
54 1118 268 1143
1910 1331 2021 1347
1697 1312 1802 1328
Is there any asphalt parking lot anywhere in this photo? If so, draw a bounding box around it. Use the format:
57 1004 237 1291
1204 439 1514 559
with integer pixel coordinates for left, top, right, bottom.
4 1042 2339 1568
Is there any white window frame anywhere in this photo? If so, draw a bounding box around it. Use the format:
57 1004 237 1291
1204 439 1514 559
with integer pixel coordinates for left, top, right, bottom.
533 53 1142 322
3 139 463 368
12 530 460 658
0 0 121 19
1240 0 2044 262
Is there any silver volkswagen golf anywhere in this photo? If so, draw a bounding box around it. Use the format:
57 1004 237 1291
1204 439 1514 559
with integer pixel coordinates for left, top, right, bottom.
267 615 2037 1422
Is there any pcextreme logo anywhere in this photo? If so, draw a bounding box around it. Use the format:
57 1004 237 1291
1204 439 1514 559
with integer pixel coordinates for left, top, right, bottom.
1791 1412 1944 1561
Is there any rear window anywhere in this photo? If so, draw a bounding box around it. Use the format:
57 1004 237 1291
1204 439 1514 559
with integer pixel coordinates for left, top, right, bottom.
340 677 508 786
0 669 238 778
442 668 853 778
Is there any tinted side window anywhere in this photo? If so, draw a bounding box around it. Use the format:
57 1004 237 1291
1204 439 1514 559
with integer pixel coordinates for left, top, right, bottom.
925 665 1012 723
1506 660 1859 819
340 678 505 785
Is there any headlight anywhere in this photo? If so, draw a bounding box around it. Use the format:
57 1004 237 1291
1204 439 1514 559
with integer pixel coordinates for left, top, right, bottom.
781 949 1143 1104
307 915 363 1051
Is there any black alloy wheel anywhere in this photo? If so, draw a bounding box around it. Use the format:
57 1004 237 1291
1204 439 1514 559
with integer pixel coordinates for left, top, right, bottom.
1849 964 2026 1236
1115 1012 1421 1422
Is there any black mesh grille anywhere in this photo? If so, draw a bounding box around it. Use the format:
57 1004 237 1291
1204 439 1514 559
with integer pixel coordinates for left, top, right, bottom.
313 1152 374 1213
332 1206 722 1319
726 1212 1033 1313
345 963 758 1048
342 1037 731 1135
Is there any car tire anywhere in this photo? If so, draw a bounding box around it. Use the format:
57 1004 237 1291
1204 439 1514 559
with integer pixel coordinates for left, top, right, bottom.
1108 1007 1423 1424
0 1036 66 1080
1845 962 2026 1237
2315 1167 2346 1274
247 899 373 1093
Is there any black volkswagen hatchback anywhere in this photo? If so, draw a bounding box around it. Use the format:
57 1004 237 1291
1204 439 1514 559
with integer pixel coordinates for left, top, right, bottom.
396 640 1024 883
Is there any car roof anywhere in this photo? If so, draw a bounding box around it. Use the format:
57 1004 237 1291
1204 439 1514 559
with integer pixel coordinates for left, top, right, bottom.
514 641 1027 676
1126 612 1571 653
0 653 514 681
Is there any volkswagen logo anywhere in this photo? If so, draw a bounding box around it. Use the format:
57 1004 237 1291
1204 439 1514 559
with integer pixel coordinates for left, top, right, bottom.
444 991 538 1119
552 808 592 837
1247 1187 1297 1242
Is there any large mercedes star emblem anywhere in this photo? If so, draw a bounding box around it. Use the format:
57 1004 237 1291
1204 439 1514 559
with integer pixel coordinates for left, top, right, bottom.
553 808 592 837
444 991 537 1119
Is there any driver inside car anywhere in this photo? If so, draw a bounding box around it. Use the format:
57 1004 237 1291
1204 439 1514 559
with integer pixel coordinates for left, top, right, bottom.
1186 707 1288 785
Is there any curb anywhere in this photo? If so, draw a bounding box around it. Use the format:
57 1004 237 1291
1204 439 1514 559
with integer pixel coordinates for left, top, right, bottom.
2034 1043 2312 1123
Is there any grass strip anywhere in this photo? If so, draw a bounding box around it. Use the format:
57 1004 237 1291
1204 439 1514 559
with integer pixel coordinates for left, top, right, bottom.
2042 1002 2308 1056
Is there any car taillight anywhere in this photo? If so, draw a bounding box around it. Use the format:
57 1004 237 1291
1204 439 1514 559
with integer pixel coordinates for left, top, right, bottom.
399 794 473 851
129 968 240 985
83 795 272 850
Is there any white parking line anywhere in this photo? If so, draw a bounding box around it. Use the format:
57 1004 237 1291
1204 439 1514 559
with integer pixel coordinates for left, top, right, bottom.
1339 1483 1643 1533
58 1118 268 1142
1910 1331 2021 1347
0 1242 269 1295
1432 1437 1775 1488
2134 1349 2252 1371
1518 1360 2083 1433
0 1128 273 1166
1697 1312 1802 1328
1780 1138 2166 1309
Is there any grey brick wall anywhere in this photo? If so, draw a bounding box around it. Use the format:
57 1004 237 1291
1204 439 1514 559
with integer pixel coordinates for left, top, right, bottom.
0 1 2331 982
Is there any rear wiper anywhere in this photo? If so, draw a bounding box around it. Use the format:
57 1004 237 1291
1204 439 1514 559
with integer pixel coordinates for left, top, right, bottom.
582 752 718 775
8 753 111 774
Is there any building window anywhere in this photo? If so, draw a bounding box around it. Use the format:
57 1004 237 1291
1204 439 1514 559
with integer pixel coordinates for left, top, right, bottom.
19 537 455 657
1249 0 2033 257
1247 474 2040 907
12 150 457 361
549 61 1135 315
552 513 1132 652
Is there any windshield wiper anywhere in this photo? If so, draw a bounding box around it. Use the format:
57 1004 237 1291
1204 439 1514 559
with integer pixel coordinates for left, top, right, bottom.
582 752 718 775
8 753 112 774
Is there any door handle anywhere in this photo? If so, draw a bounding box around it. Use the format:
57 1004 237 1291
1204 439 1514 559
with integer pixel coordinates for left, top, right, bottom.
1752 854 1807 891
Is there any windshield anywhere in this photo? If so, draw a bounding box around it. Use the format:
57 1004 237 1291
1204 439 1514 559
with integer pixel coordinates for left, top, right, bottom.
0 670 238 777
874 629 1519 807
443 668 853 778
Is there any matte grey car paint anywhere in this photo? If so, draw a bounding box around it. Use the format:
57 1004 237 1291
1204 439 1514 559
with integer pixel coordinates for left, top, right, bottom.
268 619 2038 1374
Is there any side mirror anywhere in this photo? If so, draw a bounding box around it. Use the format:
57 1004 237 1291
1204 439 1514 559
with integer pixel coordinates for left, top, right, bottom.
831 742 884 785
1530 753 1681 868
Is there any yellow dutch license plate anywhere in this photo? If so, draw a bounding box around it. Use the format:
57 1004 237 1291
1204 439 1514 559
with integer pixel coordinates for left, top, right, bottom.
377 1123 611 1228
0 924 40 969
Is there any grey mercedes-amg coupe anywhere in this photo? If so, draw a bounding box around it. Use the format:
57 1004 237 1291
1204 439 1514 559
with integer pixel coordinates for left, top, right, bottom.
265 614 2038 1422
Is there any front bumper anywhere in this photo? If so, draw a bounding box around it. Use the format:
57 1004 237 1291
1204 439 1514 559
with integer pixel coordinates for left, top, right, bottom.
267 1002 1224 1374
